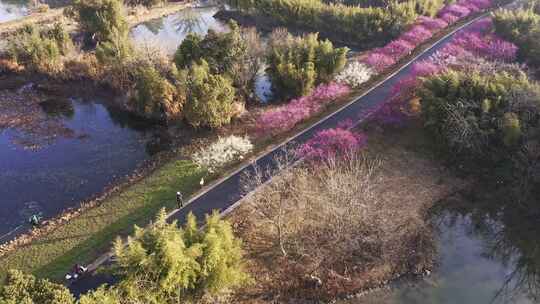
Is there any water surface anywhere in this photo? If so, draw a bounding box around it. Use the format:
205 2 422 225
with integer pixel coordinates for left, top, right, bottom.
0 0 28 23
0 93 157 240
341 201 539 304
130 6 227 54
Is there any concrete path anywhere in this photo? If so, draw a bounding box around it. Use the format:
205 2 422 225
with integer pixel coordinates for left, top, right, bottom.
69 13 488 296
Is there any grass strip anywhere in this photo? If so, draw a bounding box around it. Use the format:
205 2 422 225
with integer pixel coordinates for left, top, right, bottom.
0 160 207 283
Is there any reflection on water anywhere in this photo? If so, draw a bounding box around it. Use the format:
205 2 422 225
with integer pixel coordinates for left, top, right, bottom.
0 95 158 239
254 72 272 103
130 6 227 54
342 194 540 304
0 0 28 23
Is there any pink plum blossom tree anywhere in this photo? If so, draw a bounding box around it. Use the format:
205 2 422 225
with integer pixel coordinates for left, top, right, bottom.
296 127 367 161
256 83 350 136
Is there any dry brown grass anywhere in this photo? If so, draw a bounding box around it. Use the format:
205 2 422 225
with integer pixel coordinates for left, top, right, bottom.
226 126 466 303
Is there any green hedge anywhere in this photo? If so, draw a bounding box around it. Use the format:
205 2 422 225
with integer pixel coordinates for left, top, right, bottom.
227 0 418 47
419 70 540 166
493 9 540 68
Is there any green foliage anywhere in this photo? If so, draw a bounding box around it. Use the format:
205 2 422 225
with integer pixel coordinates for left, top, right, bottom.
418 70 540 164
493 9 540 67
412 0 445 17
95 27 133 64
324 0 444 16
7 23 72 73
105 209 248 303
131 65 178 120
78 287 121 304
0 270 75 304
183 60 236 128
174 21 247 75
266 31 348 98
174 33 203 69
68 0 128 43
227 0 418 47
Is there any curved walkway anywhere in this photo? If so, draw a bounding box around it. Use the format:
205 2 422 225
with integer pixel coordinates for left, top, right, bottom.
69 13 490 296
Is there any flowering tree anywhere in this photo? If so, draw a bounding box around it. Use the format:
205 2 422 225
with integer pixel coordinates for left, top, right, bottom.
335 61 374 88
371 16 519 127
256 83 350 136
418 16 449 31
296 127 367 161
401 25 434 45
193 135 253 172
362 52 396 72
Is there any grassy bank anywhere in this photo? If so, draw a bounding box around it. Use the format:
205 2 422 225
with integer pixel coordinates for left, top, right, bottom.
0 160 206 283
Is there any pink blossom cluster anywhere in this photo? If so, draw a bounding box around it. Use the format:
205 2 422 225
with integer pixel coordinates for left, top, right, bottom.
467 17 493 33
417 16 449 31
362 52 397 73
451 31 518 61
401 25 434 45
440 13 460 24
439 4 471 19
296 127 367 161
256 83 350 136
361 0 493 73
371 17 519 126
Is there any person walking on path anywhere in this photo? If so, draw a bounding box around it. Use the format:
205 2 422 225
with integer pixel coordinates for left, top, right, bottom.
176 191 184 209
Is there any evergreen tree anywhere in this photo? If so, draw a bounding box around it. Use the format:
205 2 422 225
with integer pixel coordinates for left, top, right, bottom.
266 31 348 98
183 60 236 128
108 209 248 303
0 270 75 304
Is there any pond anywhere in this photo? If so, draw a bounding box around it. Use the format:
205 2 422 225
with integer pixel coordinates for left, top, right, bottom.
0 0 28 23
0 87 160 242
130 5 228 54
339 197 539 304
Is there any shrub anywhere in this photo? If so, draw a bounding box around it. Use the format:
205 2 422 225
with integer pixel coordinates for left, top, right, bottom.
174 21 247 75
400 25 434 45
296 127 368 161
108 209 249 303
193 135 253 172
95 27 133 64
334 61 374 88
418 70 540 160
7 23 72 73
493 9 540 67
266 31 348 98
438 4 471 18
256 82 350 136
361 52 396 72
184 60 236 128
0 270 75 304
380 39 415 60
67 0 128 43
131 65 181 120
451 31 517 61
417 16 449 31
